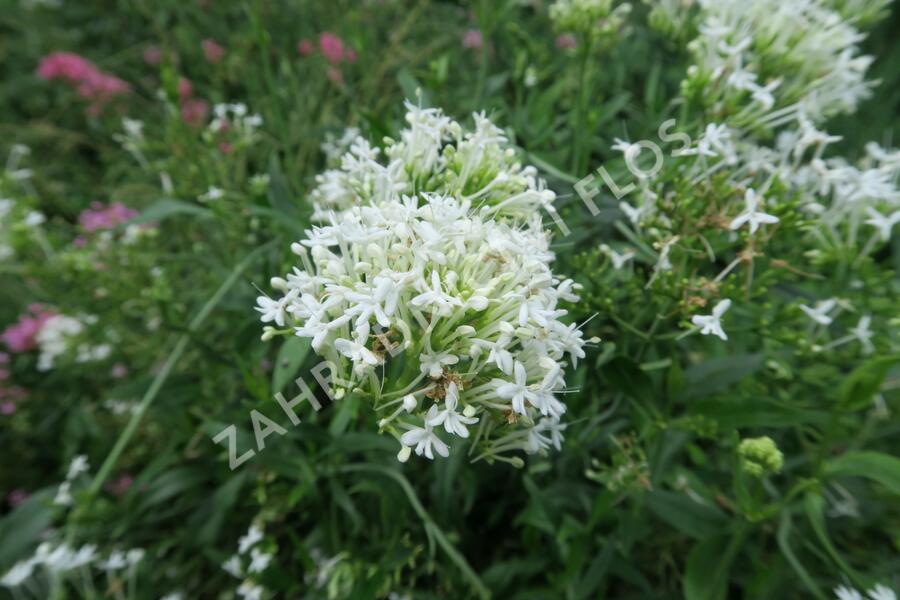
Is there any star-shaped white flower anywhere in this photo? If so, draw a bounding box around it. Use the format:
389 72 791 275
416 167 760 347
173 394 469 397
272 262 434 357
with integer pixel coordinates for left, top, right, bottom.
729 189 779 234
66 455 90 480
419 350 459 379
425 382 478 438
850 315 874 354
691 299 731 340
864 207 900 242
255 289 299 327
799 299 837 326
238 525 263 555
496 361 533 415
247 548 272 574
399 423 449 460
334 338 380 367
222 555 243 578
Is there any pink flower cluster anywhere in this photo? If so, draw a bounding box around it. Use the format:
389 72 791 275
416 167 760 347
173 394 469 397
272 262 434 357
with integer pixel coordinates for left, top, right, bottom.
37 52 131 114
1 305 54 353
297 32 357 83
202 39 225 64
463 29 484 50
178 77 209 126
78 201 139 233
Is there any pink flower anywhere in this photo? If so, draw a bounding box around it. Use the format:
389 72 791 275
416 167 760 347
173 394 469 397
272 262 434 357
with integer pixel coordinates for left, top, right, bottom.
7 490 28 508
111 363 128 379
178 77 193 100
462 29 483 50
297 38 315 56
555 34 577 50
345 48 357 63
326 67 344 84
0 352 8 364
0 369 9 381
218 142 234 154
202 39 225 63
78 201 139 233
105 473 134 496
1 306 54 353
73 236 88 247
181 98 209 126
319 32 345 64
0 401 15 415
38 52 130 114
143 45 162 66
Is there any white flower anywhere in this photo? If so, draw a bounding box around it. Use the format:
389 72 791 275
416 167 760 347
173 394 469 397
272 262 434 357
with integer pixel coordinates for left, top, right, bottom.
400 424 450 460
864 207 900 242
126 549 145 566
600 244 634 270
160 594 185 600
35 314 83 371
222 555 243 578
24 211 45 227
1 559 35 588
496 361 532 415
237 581 265 600
66 455 90 480
425 382 478 438
334 338 380 367
836 586 864 600
122 117 144 138
255 289 299 328
525 417 567 453
868 585 897 600
99 551 127 571
419 349 459 378
729 189 779 234
238 525 264 555
54 481 73 506
800 299 837 326
691 299 731 341
248 548 272 574
199 187 225 202
849 315 874 354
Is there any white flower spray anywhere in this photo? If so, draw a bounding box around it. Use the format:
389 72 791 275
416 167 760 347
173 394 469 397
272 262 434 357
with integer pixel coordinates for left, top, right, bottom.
258 103 593 464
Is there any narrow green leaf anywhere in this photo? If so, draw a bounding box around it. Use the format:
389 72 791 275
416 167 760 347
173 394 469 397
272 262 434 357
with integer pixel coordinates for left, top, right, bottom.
824 451 900 495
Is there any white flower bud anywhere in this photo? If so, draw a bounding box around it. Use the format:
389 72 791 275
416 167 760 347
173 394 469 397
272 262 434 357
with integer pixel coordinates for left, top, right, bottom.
397 446 412 463
402 394 417 412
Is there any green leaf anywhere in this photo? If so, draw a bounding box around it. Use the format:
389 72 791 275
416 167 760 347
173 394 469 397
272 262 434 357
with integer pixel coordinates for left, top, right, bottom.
127 199 212 224
644 490 728 539
681 354 763 399
683 534 741 600
838 354 900 410
271 336 312 395
777 512 826 599
396 69 431 106
0 489 54 569
824 451 900 495
804 493 863 586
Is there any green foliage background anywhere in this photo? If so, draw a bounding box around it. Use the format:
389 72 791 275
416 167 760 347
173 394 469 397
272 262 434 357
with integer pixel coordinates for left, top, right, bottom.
0 1 898 598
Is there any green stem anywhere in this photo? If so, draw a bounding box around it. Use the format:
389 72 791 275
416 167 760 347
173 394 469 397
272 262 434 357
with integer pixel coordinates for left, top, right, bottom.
337 463 491 599
83 241 276 500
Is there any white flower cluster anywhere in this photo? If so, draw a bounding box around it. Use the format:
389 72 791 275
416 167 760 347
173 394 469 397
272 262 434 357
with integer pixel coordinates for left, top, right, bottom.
685 0 874 127
258 104 590 463
835 583 897 600
222 524 272 600
36 314 111 372
549 0 632 37
310 103 557 222
207 102 263 141
1 541 144 590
